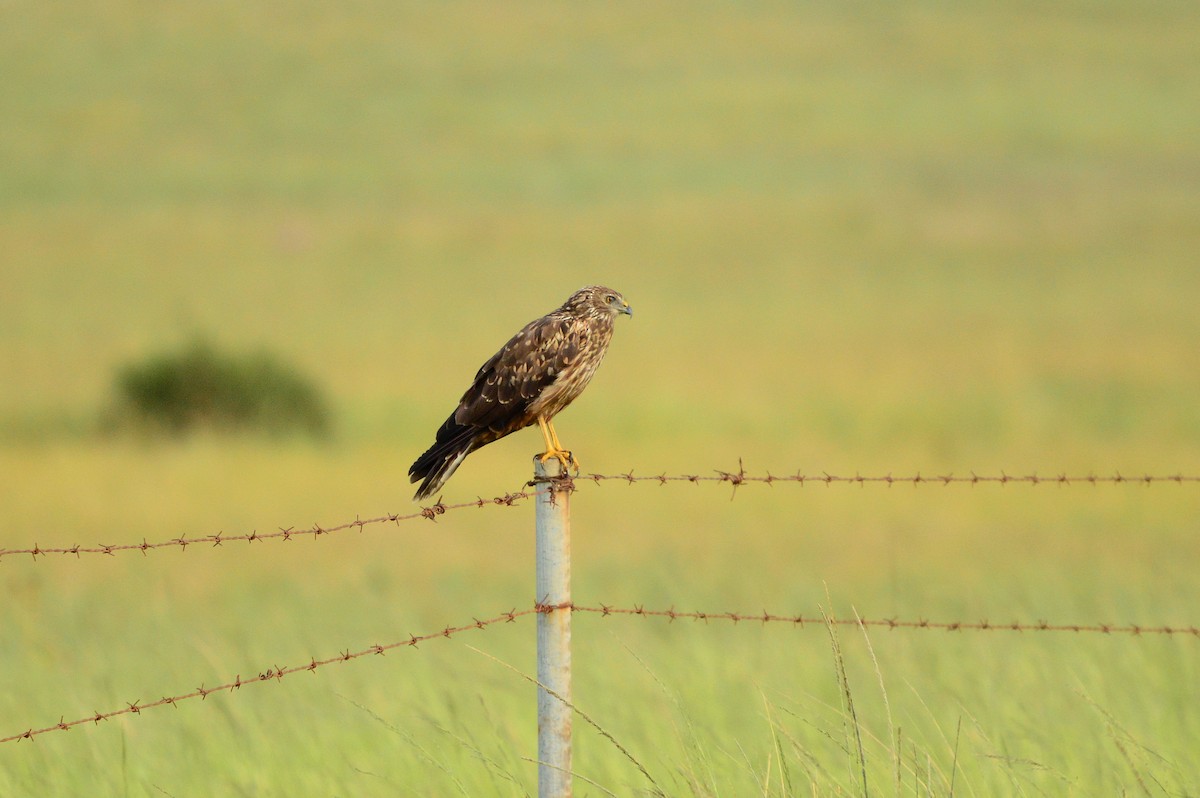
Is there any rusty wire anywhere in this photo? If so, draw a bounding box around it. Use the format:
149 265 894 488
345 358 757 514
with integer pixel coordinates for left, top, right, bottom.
0 607 538 744
5 601 1195 746
0 488 536 563
563 603 1200 637
4 466 1196 563
579 462 1200 489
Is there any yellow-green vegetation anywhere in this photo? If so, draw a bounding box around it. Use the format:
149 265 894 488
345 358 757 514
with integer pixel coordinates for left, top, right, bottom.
109 339 330 436
2 1 1198 794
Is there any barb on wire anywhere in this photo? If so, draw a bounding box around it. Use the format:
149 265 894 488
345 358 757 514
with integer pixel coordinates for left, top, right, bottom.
4 602 1196 745
0 488 538 563
0 607 537 745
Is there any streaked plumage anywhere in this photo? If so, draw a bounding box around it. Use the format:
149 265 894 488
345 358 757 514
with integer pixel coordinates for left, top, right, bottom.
409 285 632 501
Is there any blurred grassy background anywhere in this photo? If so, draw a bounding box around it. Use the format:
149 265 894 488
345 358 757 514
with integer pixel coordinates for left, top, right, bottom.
2 1 1199 795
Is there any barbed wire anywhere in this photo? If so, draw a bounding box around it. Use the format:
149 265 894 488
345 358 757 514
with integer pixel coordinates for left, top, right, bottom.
5 601 1195 745
0 607 539 744
564 603 1200 637
5 465 1197 563
0 488 536 563
578 463 1200 489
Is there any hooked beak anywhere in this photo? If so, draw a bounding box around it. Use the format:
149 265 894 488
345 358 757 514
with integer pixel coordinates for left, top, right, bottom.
620 302 633 317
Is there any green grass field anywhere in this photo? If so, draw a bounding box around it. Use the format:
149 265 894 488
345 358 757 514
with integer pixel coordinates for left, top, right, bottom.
3 2 1199 794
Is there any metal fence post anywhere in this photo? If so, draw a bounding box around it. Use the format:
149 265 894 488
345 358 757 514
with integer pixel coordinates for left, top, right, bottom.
534 456 572 798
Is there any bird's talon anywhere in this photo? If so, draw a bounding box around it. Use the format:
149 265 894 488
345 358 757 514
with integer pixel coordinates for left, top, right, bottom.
539 448 578 475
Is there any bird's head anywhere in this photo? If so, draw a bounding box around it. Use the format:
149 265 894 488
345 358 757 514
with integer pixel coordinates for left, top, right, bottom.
567 285 633 319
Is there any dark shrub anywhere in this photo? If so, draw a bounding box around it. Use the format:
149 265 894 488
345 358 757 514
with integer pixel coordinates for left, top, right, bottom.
113 340 330 437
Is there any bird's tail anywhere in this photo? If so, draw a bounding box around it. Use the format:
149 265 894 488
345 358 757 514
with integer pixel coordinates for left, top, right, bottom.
409 416 477 501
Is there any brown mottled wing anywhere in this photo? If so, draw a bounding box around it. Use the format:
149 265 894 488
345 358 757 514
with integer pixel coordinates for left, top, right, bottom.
455 315 579 436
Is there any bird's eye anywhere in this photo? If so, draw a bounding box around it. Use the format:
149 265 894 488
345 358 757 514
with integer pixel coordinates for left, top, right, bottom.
605 294 617 304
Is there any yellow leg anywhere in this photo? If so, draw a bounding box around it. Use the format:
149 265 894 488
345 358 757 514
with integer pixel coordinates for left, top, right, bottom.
546 419 581 471
537 416 580 473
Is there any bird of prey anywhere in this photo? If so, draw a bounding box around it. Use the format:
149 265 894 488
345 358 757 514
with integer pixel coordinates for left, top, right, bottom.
409 285 633 501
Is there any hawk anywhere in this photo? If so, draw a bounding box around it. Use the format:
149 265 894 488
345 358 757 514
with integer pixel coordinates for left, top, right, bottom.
409 285 633 501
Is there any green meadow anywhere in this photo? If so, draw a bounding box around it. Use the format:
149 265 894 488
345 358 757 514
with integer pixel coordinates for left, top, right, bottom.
2 1 1199 794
